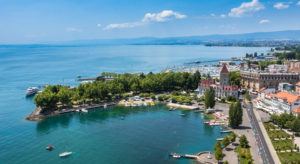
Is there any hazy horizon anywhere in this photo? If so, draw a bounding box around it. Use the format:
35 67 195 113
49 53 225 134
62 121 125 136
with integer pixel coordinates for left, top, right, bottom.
1 0 300 44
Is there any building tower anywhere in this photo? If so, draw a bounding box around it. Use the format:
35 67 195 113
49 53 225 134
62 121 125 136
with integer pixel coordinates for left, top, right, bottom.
220 64 229 86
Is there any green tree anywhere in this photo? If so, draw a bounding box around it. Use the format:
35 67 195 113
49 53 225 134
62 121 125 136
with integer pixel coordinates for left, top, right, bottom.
229 132 236 143
229 71 241 87
239 135 249 148
227 95 236 102
236 101 243 125
214 140 222 151
229 101 243 128
192 70 201 89
285 121 293 130
57 87 72 105
244 91 251 101
214 147 224 163
291 118 300 132
222 136 230 147
34 91 58 110
204 87 215 109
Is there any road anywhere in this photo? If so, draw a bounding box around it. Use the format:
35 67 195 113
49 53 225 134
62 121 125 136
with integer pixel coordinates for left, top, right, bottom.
244 100 275 164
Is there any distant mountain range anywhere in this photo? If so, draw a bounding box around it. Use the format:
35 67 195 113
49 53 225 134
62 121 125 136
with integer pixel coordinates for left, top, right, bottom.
52 30 300 46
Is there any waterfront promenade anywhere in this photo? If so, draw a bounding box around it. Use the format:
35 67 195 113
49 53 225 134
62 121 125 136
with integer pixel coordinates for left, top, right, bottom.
214 102 262 164
249 100 280 164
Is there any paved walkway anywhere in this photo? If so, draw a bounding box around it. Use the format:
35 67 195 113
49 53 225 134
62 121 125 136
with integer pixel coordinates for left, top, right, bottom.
232 106 263 164
223 143 239 164
253 105 281 164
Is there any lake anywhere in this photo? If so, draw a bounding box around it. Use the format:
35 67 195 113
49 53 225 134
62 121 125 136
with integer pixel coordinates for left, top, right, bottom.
0 45 270 163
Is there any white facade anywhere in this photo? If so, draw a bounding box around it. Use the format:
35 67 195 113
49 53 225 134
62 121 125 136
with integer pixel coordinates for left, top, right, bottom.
257 92 300 114
197 84 239 99
267 64 288 73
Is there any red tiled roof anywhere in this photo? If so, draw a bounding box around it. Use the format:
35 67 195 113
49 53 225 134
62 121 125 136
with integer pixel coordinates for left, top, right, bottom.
200 79 215 87
269 91 300 103
220 64 229 73
293 108 300 114
223 85 238 91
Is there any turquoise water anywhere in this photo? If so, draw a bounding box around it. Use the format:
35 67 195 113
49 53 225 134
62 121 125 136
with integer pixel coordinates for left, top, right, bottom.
0 45 270 163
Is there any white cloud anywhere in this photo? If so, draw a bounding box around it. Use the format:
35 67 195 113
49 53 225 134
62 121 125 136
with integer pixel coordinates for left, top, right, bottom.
66 27 82 32
297 1 300 6
273 2 289 9
220 14 226 18
228 0 265 17
142 10 186 22
104 22 144 29
104 10 186 30
96 24 102 27
259 19 270 24
210 13 216 17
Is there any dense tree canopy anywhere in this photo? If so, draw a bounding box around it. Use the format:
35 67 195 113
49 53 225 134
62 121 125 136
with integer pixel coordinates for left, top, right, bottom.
270 113 296 129
229 71 241 87
34 71 201 110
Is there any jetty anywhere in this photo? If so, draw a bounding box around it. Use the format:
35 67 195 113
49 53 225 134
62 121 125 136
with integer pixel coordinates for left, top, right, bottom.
78 76 114 82
220 130 232 133
166 103 198 110
169 151 216 163
184 59 227 65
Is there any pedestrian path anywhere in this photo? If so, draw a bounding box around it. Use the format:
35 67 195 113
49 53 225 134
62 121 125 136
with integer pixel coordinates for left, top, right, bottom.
253 106 281 164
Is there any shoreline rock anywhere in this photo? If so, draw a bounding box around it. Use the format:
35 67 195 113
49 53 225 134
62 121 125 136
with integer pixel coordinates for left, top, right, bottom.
25 101 117 121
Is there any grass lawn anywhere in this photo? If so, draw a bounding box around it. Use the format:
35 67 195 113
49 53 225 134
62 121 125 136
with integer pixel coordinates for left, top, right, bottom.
278 152 300 163
264 122 300 163
235 146 253 164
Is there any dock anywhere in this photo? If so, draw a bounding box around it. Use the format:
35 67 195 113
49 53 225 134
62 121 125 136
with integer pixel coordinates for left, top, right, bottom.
220 130 232 133
216 138 223 141
169 151 216 163
78 76 114 81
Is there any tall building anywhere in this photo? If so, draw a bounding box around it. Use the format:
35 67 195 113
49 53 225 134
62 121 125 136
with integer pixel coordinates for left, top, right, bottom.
196 65 239 99
285 61 300 73
220 65 229 86
240 71 300 92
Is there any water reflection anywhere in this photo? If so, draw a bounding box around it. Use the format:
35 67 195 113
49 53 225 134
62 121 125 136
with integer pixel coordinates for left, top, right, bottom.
36 113 73 134
36 104 164 134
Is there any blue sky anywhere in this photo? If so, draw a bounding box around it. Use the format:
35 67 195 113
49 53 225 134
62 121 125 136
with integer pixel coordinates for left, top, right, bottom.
1 0 300 43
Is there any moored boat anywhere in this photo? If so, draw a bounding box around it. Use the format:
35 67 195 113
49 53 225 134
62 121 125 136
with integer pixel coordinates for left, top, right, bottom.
59 152 72 157
173 154 181 159
81 108 88 113
25 87 39 97
46 145 54 151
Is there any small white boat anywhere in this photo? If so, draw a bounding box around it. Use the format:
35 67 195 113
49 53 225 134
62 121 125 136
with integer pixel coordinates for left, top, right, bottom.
25 87 39 96
81 108 88 113
59 152 72 157
104 104 107 108
173 154 181 159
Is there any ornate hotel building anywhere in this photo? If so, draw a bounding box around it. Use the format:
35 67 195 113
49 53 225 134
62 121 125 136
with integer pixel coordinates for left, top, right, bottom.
240 71 300 92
